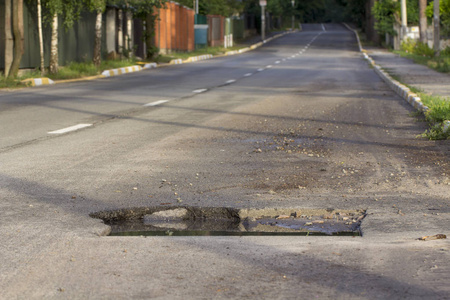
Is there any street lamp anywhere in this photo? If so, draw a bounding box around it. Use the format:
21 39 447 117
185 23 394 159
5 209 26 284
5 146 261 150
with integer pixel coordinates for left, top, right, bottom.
291 0 295 30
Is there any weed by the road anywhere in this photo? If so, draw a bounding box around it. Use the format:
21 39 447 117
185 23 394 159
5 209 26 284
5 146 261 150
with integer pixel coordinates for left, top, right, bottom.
49 59 139 80
394 39 450 73
153 45 245 63
0 70 42 89
419 93 450 140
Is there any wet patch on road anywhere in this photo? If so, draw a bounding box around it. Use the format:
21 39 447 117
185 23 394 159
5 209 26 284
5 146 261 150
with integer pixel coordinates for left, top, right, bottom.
90 207 366 237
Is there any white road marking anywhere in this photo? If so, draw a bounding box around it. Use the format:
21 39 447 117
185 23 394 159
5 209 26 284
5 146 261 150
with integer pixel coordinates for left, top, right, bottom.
275 61 281 64
225 79 236 84
48 124 92 134
321 23 326 31
257 68 265 72
244 73 253 77
193 89 208 93
266 65 273 68
144 100 169 107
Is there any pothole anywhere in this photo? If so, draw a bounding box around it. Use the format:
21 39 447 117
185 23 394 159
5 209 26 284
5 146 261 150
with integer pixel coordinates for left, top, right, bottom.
90 207 366 236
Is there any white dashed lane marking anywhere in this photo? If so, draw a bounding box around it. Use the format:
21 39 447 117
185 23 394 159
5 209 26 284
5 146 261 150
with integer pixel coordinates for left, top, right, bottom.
193 89 208 93
48 124 92 134
225 79 236 84
144 100 169 107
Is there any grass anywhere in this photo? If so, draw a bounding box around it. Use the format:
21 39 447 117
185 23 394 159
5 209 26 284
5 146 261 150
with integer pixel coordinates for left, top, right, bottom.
0 69 42 89
382 68 450 140
48 59 139 80
418 93 450 140
1 44 252 88
153 45 249 63
393 39 450 73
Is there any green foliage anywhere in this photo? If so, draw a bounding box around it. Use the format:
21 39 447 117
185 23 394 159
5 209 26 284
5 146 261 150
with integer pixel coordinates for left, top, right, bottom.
47 58 138 80
418 93 450 140
83 0 106 13
421 94 450 122
177 0 243 16
426 0 450 35
372 0 399 37
401 39 434 57
394 45 450 73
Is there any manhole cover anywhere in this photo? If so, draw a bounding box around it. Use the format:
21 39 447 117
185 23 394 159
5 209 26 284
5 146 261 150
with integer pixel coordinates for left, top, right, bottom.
91 207 366 236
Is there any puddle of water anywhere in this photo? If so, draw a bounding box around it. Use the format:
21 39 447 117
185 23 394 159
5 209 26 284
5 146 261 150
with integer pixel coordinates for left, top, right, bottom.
110 230 360 237
91 207 365 237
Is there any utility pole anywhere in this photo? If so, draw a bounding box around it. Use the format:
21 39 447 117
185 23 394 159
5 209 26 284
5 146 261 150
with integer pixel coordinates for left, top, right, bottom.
260 0 266 41
291 0 295 30
434 0 440 56
195 0 199 14
401 0 407 40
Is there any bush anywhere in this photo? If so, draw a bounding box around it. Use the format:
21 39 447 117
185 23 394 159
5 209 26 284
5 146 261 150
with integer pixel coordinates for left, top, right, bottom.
401 39 434 57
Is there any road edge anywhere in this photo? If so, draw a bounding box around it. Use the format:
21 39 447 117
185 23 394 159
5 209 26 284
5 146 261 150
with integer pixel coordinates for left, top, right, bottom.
343 23 450 134
22 31 295 87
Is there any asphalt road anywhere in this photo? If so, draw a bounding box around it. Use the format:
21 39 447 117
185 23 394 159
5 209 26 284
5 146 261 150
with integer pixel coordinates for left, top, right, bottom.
1 24 449 299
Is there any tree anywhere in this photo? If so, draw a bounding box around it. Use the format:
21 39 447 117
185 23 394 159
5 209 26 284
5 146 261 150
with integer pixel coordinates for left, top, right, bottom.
41 0 83 73
9 0 25 78
419 0 428 43
84 0 106 66
4 0 13 77
373 0 400 37
37 0 45 75
177 0 243 16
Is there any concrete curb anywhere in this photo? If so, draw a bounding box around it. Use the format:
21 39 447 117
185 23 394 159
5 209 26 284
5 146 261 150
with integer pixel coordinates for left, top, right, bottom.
343 23 429 113
101 65 143 77
21 77 55 87
344 23 450 135
20 30 294 87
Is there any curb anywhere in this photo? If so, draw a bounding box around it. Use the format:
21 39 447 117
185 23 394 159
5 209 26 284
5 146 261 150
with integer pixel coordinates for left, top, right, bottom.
343 23 450 135
343 24 428 113
21 77 55 87
102 65 143 77
21 30 294 87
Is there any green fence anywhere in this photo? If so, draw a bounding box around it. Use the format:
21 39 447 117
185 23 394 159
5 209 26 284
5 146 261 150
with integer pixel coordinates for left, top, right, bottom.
1 2 106 70
232 18 245 41
194 14 208 49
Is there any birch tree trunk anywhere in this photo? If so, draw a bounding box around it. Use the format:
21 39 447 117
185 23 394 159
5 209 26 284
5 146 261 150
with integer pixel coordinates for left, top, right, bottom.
9 0 24 78
37 0 45 75
49 13 59 74
93 10 103 67
117 9 123 57
4 0 13 77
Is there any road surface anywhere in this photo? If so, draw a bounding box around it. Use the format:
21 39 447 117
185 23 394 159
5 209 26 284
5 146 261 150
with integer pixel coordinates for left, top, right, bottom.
0 24 449 299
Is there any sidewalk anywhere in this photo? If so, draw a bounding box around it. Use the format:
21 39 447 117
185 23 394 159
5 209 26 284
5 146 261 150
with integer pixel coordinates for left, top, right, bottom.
365 46 450 98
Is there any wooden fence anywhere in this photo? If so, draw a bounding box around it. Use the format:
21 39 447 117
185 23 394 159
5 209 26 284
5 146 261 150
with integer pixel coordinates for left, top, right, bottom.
154 2 195 53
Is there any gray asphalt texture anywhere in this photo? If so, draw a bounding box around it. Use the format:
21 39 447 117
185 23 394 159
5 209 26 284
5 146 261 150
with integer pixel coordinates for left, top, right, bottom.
0 23 449 299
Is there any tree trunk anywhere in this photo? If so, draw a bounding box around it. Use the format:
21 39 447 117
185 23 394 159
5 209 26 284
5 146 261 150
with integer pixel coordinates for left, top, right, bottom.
49 13 59 74
434 0 440 56
4 0 13 77
93 10 102 67
145 14 156 59
9 0 24 78
126 11 133 57
37 0 45 75
118 9 123 57
419 0 427 44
